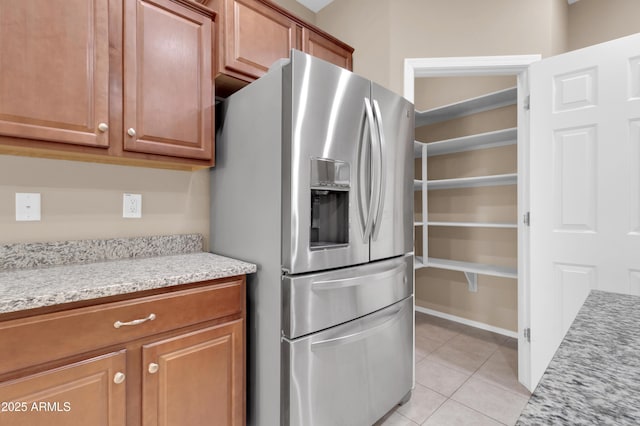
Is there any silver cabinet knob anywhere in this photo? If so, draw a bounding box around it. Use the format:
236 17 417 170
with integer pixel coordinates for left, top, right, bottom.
127 128 136 137
148 363 159 374
98 123 109 132
113 372 126 384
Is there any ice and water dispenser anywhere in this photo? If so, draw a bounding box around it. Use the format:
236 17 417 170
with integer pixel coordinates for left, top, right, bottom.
310 158 350 250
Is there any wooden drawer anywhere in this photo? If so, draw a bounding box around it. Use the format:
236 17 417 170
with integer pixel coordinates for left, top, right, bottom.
0 279 243 376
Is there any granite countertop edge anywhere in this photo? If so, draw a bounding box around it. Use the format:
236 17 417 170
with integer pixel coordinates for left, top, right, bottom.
0 252 257 315
517 290 640 425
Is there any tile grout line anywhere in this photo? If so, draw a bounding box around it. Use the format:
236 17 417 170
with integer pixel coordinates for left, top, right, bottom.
430 335 513 425
414 315 523 425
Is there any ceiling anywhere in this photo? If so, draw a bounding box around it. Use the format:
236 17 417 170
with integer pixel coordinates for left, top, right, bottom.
295 0 334 12
298 0 578 13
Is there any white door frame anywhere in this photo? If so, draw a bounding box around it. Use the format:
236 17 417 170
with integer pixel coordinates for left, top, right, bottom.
404 54 541 390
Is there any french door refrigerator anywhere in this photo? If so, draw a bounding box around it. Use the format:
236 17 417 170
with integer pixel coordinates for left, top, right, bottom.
211 50 414 426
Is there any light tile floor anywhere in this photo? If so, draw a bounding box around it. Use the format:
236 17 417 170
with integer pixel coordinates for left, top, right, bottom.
375 312 531 426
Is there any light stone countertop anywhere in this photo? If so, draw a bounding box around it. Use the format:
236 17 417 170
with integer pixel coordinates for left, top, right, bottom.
517 290 640 425
0 252 256 314
0 234 256 315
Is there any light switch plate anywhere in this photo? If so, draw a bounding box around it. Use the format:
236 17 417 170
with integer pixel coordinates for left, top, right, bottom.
123 193 142 218
16 193 41 221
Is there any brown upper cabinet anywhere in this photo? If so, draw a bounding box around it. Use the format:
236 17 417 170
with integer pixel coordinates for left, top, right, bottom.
214 0 354 96
221 0 298 81
123 0 214 161
0 0 110 149
0 0 351 169
302 27 353 71
0 0 216 170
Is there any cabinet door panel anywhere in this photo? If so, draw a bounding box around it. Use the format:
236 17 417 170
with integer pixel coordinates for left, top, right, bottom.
124 0 213 160
302 28 352 71
0 0 109 147
0 351 126 426
223 0 297 80
142 320 244 426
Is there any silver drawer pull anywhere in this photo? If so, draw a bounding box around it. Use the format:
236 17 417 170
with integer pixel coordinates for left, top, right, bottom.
312 263 405 291
114 313 156 329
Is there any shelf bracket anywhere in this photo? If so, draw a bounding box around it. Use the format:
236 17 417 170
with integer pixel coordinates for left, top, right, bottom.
463 271 478 292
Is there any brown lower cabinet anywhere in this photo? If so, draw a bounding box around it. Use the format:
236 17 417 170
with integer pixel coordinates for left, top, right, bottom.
142 320 243 426
0 277 245 426
0 351 127 426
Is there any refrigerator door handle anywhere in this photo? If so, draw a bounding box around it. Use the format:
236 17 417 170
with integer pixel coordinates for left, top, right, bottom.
371 99 386 241
362 97 380 243
310 301 407 350
311 263 406 291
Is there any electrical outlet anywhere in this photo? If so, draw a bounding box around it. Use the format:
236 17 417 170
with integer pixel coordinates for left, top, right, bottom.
123 193 142 218
16 193 41 221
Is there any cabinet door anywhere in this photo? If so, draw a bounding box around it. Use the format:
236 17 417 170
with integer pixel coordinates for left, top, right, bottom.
301 28 353 71
123 0 213 160
0 0 109 147
222 0 298 80
142 319 244 426
0 351 126 426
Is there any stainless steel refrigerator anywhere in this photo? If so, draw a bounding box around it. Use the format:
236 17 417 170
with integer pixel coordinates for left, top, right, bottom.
211 50 414 426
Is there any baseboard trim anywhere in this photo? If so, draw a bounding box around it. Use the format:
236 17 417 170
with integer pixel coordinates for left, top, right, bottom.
414 305 518 339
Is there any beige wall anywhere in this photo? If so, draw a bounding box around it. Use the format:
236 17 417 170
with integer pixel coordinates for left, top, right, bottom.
0 156 210 247
271 0 316 24
387 0 568 95
318 0 569 95
315 0 391 88
568 0 640 51
550 0 569 55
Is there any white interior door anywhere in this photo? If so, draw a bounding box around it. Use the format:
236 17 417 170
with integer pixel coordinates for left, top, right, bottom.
528 33 640 389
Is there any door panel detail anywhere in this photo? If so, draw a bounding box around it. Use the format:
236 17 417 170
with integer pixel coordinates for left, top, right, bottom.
554 263 595 335
529 32 640 389
631 120 640 234
553 126 597 232
282 297 413 426
629 56 640 100
282 254 412 339
553 67 597 112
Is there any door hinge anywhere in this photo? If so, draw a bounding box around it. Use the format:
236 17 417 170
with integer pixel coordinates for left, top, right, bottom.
523 211 530 226
524 327 531 342
524 95 530 110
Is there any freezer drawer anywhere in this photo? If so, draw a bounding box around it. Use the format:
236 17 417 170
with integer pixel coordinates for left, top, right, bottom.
282 254 413 339
281 296 413 426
